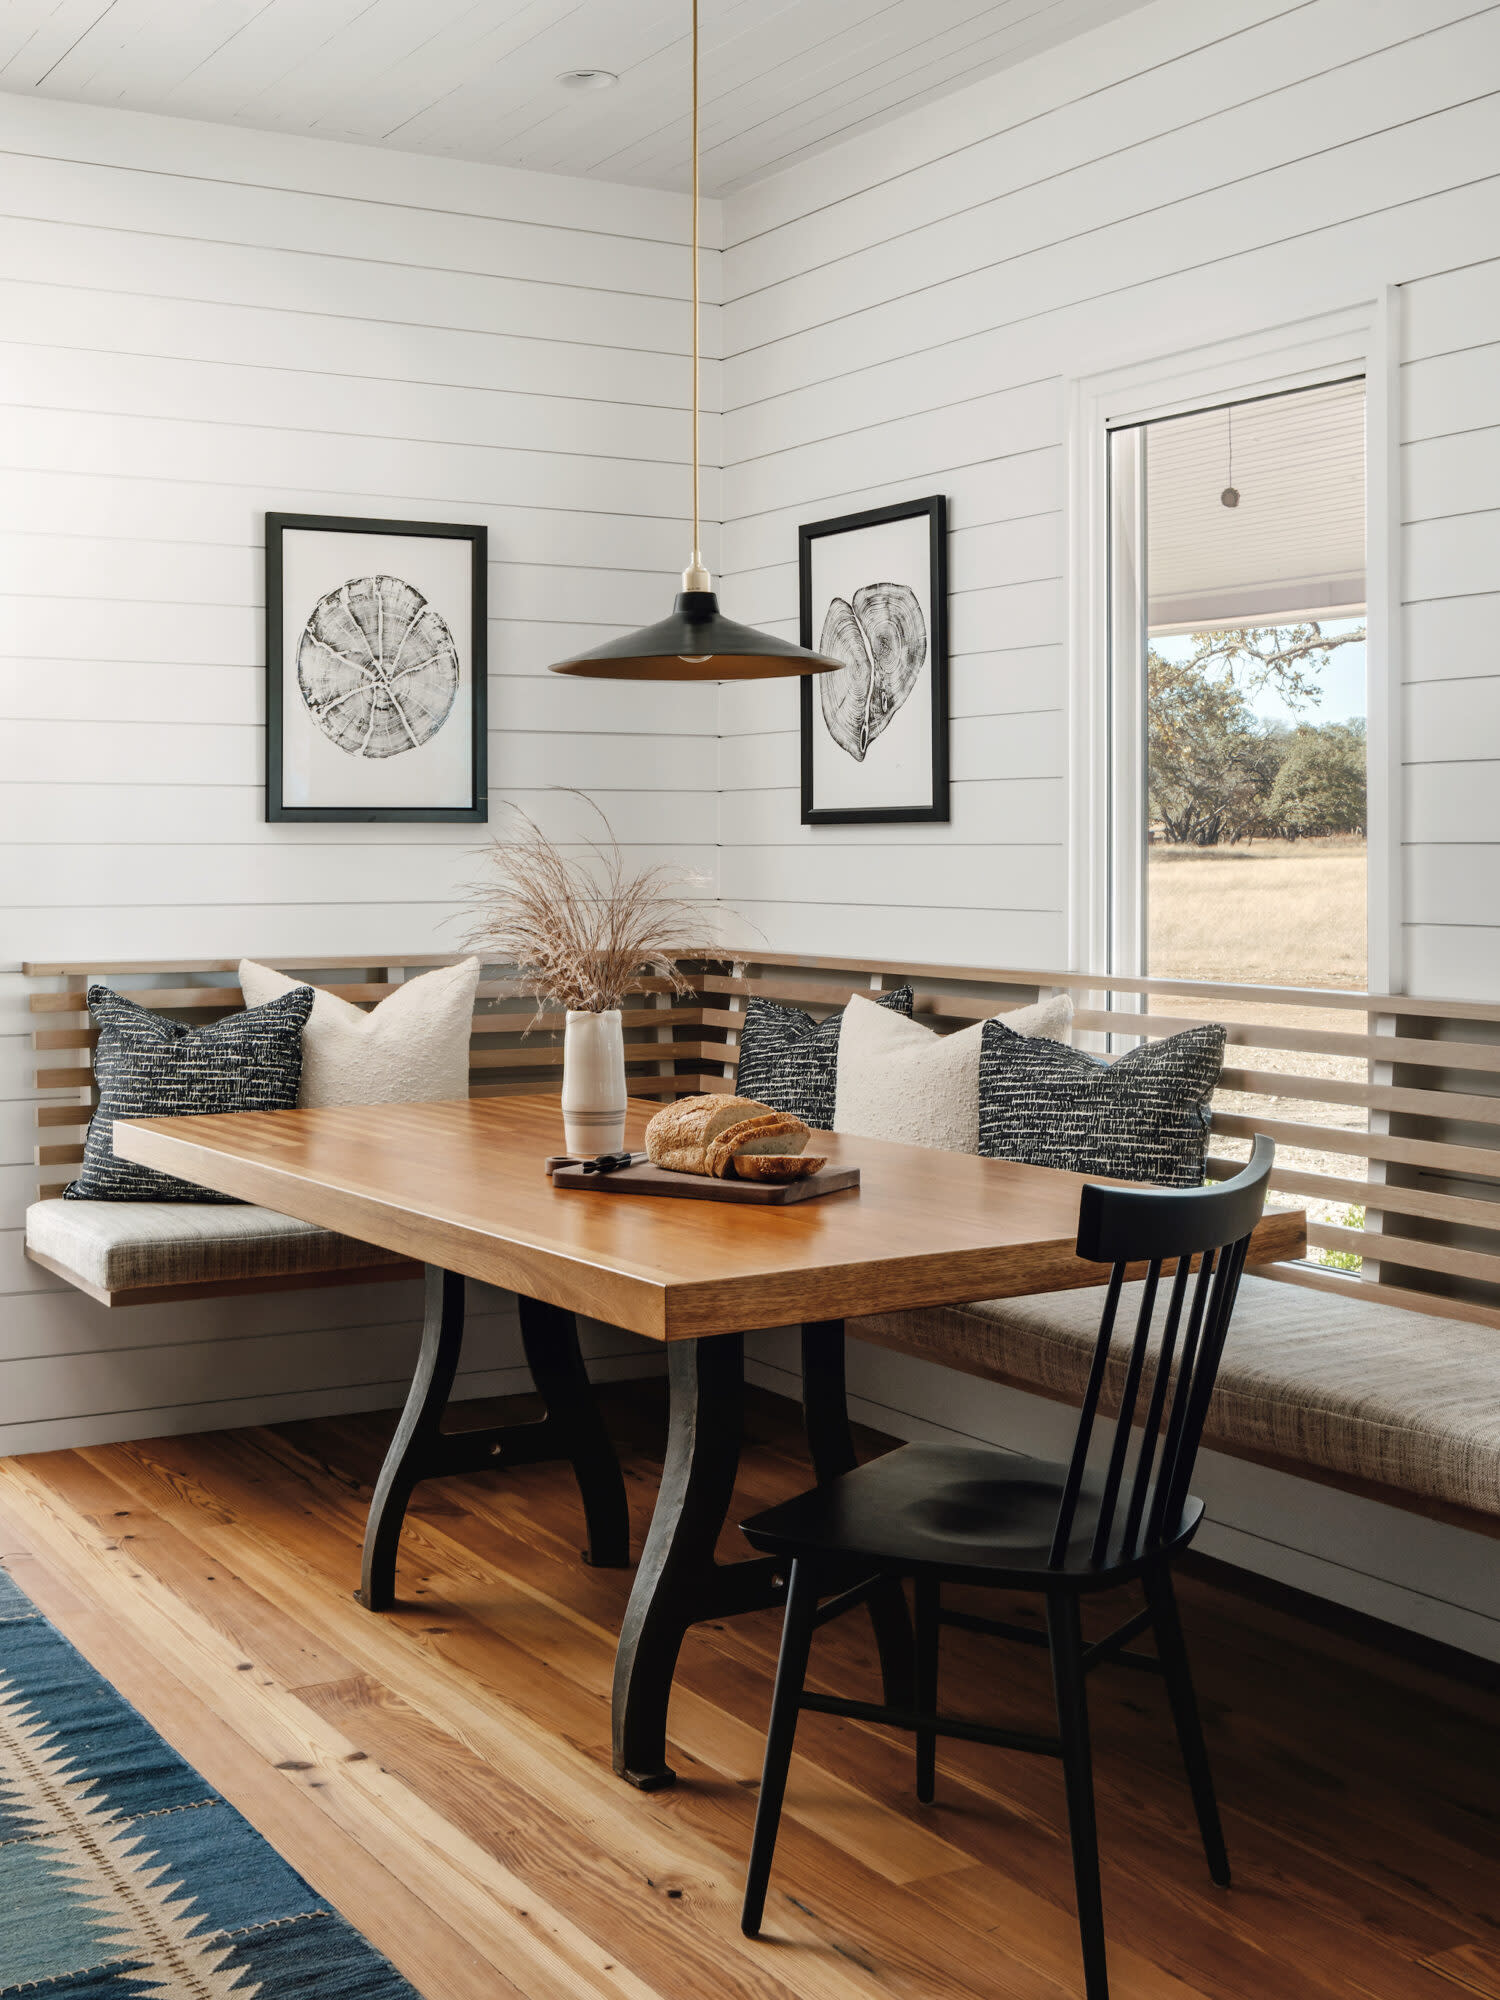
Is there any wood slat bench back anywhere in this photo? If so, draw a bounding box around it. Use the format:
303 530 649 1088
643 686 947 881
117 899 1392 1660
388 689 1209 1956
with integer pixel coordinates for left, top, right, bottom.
711 952 1500 1334
25 949 1500 1330
24 957 731 1203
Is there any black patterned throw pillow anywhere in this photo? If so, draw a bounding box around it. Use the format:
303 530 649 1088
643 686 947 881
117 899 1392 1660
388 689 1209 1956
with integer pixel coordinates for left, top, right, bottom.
732 980 916 1136
978 1020 1226 1188
734 985 914 1131
66 984 315 1202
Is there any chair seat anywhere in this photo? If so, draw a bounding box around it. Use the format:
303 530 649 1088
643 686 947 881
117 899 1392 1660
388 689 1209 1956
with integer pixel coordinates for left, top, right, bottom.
25 1198 407 1293
741 1441 1204 1587
852 1274 1500 1520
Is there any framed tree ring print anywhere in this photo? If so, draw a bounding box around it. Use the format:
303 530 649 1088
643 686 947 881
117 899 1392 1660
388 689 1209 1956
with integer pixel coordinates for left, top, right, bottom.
266 512 487 822
799 494 949 824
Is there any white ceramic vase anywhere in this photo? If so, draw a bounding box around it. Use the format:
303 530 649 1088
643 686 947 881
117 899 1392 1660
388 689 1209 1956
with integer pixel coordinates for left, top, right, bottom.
561 1007 627 1156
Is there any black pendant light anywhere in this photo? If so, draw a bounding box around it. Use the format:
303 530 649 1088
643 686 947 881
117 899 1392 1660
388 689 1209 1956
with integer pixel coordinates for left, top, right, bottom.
548 2 842 684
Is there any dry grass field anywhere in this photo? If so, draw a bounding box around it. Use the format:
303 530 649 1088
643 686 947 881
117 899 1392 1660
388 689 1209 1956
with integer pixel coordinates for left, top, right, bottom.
1147 835 1367 989
1146 837 1369 1264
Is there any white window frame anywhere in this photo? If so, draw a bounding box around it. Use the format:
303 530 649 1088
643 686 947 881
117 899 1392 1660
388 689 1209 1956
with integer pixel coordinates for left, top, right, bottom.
1065 294 1402 994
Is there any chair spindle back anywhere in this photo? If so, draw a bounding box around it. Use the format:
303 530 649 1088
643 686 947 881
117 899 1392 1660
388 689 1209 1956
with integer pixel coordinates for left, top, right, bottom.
1047 1137 1274 1569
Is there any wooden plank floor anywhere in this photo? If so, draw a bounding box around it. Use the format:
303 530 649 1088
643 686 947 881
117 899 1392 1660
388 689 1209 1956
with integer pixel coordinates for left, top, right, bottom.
0 1382 1496 2000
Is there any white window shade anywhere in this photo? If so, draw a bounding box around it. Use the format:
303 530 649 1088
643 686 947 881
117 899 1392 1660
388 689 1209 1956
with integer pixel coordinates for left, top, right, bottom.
1137 379 1366 634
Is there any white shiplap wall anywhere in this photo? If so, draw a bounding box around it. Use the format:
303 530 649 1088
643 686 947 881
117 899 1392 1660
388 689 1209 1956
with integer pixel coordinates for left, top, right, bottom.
717 0 1500 1655
717 0 1500 996
1402 253 1500 998
0 94 722 1449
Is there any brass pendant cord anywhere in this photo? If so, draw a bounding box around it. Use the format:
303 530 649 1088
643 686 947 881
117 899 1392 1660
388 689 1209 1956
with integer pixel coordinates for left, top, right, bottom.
685 0 708 591
545 0 840 676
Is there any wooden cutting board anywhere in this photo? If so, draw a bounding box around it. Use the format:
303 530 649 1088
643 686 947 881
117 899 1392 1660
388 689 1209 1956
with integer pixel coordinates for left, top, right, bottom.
548 1158 861 1204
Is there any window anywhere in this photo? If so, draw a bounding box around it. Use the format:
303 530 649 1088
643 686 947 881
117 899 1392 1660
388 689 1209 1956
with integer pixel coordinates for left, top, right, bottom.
1107 378 1370 1269
1109 379 1368 990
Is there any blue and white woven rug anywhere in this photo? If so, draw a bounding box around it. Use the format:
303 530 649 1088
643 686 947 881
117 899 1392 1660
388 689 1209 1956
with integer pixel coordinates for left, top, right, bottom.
0 1561 419 1997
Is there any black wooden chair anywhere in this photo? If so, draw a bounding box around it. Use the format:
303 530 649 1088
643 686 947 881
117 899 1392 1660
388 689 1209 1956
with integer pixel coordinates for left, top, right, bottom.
737 1137 1275 1999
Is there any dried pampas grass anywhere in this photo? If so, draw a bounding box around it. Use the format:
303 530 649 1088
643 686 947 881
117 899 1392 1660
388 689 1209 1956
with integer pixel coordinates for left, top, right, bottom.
460 795 711 1015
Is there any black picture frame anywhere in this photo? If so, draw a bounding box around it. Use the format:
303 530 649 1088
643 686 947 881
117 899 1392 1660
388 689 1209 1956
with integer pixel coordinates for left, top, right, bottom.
266 511 488 823
799 494 949 825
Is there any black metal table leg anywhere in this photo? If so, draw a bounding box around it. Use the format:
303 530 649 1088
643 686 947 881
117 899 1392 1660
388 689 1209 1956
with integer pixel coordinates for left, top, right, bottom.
360 1266 466 1610
611 1332 785 1789
800 1318 860 1480
801 1320 915 1708
517 1294 630 1568
359 1266 630 1611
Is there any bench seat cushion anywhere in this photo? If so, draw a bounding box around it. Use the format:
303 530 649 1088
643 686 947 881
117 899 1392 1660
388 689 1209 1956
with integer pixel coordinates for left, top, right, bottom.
852 1275 1500 1520
26 1199 407 1293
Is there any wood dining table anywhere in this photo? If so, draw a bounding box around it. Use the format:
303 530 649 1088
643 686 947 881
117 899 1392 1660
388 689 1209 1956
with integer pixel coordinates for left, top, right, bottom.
114 1092 1304 1790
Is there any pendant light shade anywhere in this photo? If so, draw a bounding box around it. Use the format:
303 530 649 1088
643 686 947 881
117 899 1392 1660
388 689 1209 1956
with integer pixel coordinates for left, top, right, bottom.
547 3 841 685
550 590 841 681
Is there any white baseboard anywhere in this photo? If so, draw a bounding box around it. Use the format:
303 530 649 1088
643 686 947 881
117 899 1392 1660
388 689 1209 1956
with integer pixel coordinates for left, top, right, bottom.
0 1335 664 1460
745 1328 1500 1667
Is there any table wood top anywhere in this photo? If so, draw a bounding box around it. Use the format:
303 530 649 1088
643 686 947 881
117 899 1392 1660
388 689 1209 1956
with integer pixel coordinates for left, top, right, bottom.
113 1094 1305 1340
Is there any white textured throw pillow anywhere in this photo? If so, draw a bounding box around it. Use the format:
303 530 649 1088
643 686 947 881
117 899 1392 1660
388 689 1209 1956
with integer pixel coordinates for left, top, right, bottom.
834 989 1073 1153
238 958 479 1108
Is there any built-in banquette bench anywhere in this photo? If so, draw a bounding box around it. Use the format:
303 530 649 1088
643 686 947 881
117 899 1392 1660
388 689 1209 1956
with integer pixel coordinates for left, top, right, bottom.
22 956 716 1307
23 952 1500 1541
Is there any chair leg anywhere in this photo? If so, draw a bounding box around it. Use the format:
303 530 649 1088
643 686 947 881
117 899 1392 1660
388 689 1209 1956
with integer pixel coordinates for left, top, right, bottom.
742 1559 819 1938
914 1573 939 1805
1047 1595 1109 2000
801 1320 916 1711
1145 1565 1230 1887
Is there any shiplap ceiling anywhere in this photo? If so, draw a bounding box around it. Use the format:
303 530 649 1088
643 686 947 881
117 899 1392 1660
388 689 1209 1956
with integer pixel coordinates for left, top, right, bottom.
0 0 1153 194
1144 381 1368 633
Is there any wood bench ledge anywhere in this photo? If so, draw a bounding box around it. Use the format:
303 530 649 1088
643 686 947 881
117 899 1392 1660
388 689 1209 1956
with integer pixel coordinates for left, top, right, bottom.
23 1192 419 1309
23 1244 419 1310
